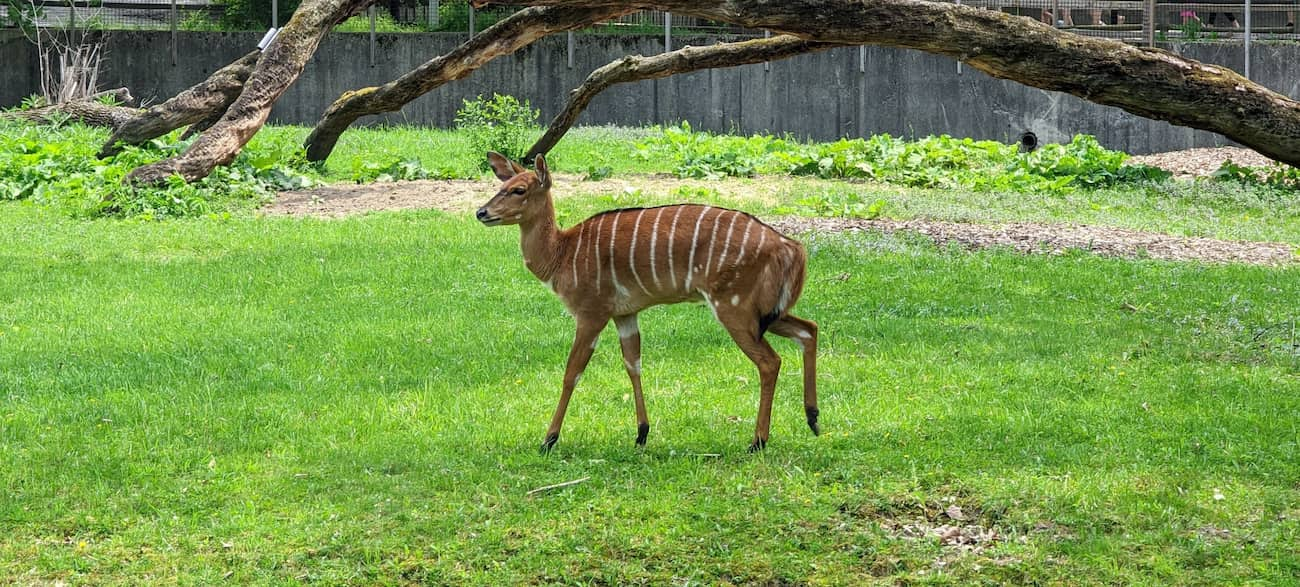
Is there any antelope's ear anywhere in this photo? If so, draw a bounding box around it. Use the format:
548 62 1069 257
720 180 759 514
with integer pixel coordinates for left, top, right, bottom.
534 154 551 188
487 152 519 181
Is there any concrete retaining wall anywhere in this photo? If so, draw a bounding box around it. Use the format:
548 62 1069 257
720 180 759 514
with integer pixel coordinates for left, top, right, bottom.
3 29 1297 154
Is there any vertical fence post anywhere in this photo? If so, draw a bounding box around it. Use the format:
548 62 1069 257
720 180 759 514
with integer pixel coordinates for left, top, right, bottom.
664 11 671 52
369 4 376 67
429 0 438 30
170 0 178 66
1244 0 1252 79
567 31 575 68
69 0 77 32
272 0 278 28
956 0 963 74
469 5 475 38
764 29 770 71
1143 0 1155 45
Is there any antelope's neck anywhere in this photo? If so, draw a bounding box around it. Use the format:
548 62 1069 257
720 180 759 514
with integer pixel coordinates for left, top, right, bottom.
519 200 564 283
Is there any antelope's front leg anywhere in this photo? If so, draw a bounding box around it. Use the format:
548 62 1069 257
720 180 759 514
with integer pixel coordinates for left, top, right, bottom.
614 314 650 446
542 317 606 453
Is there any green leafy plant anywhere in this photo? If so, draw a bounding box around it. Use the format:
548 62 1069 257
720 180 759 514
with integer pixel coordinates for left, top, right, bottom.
637 124 1171 194
583 165 613 181
348 158 434 183
0 120 319 219
215 0 300 30
454 94 540 170
3 0 42 35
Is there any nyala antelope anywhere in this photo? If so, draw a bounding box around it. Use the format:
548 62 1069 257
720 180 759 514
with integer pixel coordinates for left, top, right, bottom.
476 152 818 452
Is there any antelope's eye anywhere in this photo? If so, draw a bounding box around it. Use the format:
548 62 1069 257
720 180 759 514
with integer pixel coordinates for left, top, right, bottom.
512 187 526 195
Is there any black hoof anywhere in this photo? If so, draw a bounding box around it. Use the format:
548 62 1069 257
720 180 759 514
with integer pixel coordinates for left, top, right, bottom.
805 406 820 436
748 438 767 453
540 433 559 453
636 423 650 446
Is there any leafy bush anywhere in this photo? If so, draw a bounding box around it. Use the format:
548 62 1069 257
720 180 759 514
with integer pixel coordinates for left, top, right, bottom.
0 120 318 219
454 94 540 170
636 123 1173 194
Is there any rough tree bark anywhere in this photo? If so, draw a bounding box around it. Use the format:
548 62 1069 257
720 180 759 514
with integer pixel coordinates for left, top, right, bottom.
476 0 1300 167
525 35 841 160
100 50 260 158
302 5 632 162
126 0 376 186
3 88 139 128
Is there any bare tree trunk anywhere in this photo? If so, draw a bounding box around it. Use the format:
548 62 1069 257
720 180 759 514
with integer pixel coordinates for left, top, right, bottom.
525 35 840 160
476 0 1300 167
303 5 632 162
3 88 140 128
100 50 260 157
126 0 376 186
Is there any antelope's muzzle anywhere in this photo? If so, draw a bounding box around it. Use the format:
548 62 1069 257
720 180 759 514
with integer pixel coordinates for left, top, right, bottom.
476 206 500 226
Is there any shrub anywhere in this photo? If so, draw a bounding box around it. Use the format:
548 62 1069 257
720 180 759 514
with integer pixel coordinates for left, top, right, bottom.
454 93 540 170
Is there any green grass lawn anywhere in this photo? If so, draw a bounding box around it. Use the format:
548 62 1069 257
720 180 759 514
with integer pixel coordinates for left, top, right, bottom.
2 199 1297 584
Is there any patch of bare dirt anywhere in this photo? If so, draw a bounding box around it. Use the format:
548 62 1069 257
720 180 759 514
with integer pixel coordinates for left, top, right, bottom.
1128 147 1279 178
770 217 1297 266
264 173 791 217
266 172 1296 266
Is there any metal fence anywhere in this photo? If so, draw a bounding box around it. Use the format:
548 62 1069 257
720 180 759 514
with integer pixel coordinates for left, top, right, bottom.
5 0 1296 48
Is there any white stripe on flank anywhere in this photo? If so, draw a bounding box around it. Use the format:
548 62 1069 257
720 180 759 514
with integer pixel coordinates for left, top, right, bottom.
667 206 685 289
757 225 767 256
701 209 724 281
593 215 605 294
734 217 754 266
608 212 625 295
649 207 665 290
717 212 740 271
685 206 712 290
571 222 584 289
628 209 652 296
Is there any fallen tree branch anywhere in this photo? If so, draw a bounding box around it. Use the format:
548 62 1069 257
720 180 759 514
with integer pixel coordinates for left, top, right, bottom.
126 0 377 186
525 34 841 160
476 0 1300 167
303 5 633 162
100 50 261 157
3 91 142 129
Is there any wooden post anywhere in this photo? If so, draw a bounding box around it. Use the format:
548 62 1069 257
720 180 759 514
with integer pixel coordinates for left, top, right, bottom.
1244 0 1252 79
664 11 671 52
567 30 575 68
1143 0 1156 46
170 0 178 66
369 5 376 67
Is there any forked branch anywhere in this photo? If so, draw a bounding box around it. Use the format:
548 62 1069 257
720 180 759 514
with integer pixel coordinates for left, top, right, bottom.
303 5 633 162
100 50 261 157
476 0 1300 167
126 0 378 186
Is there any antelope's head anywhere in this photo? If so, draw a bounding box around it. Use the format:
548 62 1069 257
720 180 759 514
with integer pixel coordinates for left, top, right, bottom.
477 152 551 227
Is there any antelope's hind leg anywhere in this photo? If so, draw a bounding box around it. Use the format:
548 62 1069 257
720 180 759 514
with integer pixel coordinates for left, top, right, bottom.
768 314 819 436
543 317 606 453
714 305 783 452
614 314 651 446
